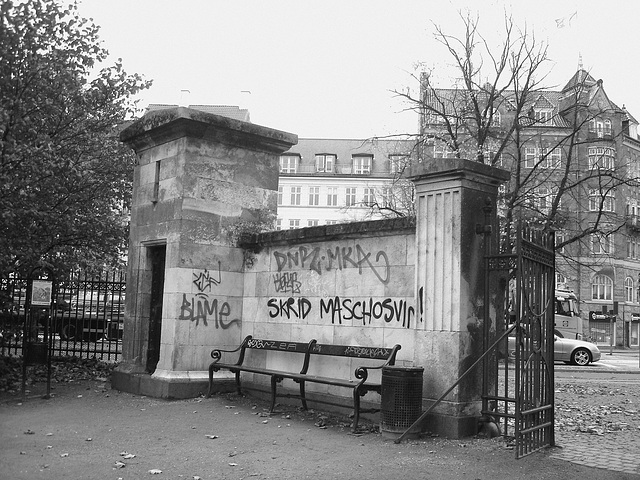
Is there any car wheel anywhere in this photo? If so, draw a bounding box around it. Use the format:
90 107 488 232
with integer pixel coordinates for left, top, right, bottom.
571 348 591 366
60 323 77 341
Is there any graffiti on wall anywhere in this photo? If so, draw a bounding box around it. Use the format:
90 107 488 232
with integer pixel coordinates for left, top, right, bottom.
273 272 302 294
273 244 390 284
192 262 222 291
266 296 415 328
178 266 240 328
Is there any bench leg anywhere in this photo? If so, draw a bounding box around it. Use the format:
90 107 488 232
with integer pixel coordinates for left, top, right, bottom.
299 380 308 410
207 365 221 398
270 375 282 412
352 388 361 432
235 371 242 395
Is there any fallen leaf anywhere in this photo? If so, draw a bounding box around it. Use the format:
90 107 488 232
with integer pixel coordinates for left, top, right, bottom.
114 461 126 469
60 453 69 458
229 462 238 467
123 454 136 459
205 435 219 439
148 468 162 474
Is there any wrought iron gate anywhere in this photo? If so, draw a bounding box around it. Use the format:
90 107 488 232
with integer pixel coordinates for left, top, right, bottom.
483 226 555 458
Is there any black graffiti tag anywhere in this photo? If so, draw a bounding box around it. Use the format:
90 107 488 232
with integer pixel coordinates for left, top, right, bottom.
273 272 302 294
179 293 240 328
273 244 390 284
192 262 222 292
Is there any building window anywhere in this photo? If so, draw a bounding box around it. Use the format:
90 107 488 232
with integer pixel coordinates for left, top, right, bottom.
289 219 300 230
308 186 319 206
275 219 282 230
290 186 301 205
537 187 557 214
549 148 562 167
589 118 612 137
434 142 455 159
326 220 338 225
592 275 613 300
307 219 319 227
555 231 566 254
277 186 283 205
628 237 640 259
534 109 553 125
524 147 561 169
491 110 501 127
626 277 635 303
589 189 615 212
382 187 394 208
315 154 335 173
591 233 613 255
588 146 616 170
279 155 299 173
327 187 338 206
363 187 375 206
345 187 357 207
389 154 409 174
352 155 372 174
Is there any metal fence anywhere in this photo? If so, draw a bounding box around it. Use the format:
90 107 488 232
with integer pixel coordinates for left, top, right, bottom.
0 271 126 362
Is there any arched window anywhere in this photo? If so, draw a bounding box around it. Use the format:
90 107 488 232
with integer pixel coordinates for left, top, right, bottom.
625 277 635 303
591 275 613 300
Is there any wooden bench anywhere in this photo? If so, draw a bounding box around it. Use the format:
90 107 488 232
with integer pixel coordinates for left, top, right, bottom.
207 335 401 431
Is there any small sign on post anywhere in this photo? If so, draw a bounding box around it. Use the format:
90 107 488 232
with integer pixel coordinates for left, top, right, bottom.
31 280 52 306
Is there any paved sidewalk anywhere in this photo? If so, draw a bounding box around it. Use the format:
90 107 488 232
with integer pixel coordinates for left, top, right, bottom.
2 379 639 480
552 431 640 476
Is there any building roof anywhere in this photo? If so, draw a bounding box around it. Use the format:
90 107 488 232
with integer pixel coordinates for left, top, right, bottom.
146 104 251 122
422 69 633 130
284 137 416 161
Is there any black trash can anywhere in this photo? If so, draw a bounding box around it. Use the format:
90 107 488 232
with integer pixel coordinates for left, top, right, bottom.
380 366 424 439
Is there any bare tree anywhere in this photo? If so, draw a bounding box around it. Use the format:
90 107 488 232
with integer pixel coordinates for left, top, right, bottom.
394 12 640 277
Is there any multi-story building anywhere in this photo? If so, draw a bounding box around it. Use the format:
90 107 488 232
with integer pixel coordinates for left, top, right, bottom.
276 137 415 229
421 68 640 347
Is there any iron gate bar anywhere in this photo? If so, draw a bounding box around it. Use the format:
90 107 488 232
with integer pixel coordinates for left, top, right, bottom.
513 227 555 458
394 322 519 444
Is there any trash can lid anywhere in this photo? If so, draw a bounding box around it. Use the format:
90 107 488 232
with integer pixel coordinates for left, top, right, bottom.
382 365 424 373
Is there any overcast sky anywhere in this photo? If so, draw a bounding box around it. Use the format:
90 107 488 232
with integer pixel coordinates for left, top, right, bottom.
77 0 640 139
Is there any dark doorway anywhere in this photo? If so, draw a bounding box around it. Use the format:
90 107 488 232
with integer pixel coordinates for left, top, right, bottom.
146 245 166 373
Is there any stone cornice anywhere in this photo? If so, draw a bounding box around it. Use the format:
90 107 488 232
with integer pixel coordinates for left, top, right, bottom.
120 107 298 154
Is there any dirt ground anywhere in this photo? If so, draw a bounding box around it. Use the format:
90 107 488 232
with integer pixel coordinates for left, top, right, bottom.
0 359 639 480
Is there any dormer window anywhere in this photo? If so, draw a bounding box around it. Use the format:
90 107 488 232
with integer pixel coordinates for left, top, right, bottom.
315 154 335 173
389 154 409 174
534 109 553 126
352 155 372 175
279 155 299 173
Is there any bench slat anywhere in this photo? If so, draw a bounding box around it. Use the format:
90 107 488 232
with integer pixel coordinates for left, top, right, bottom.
311 343 395 360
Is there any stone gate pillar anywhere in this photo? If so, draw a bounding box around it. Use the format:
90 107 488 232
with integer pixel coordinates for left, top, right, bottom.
113 107 297 398
410 158 509 437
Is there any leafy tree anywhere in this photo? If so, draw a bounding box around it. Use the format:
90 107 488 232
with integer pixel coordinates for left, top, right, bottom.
0 0 151 276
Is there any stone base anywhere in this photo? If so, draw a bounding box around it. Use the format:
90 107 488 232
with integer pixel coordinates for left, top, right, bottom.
419 412 479 439
111 369 235 399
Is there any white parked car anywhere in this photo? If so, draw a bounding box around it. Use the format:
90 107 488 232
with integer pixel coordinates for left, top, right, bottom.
508 334 601 366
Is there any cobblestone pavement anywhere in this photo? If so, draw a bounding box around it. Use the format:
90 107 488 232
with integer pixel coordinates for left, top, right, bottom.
552 431 640 476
